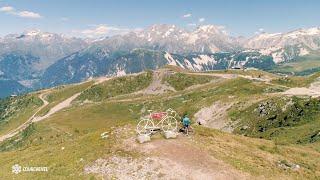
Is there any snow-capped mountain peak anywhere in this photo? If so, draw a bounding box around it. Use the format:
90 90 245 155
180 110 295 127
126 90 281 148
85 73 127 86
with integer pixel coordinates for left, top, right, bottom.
195 25 228 36
0 31 88 70
244 27 320 63
24 29 42 36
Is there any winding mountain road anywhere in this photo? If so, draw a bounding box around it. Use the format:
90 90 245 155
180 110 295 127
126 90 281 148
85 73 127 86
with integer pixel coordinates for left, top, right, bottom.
0 77 113 143
0 91 49 142
0 91 82 142
32 92 81 122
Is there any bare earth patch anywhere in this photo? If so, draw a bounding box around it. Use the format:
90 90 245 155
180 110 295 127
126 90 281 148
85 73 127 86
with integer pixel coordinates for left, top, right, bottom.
283 79 320 97
138 69 176 95
194 101 234 132
85 134 249 179
32 92 81 122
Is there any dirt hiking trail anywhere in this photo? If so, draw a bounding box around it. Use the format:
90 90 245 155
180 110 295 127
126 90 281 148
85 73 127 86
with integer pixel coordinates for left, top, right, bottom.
0 77 113 142
0 91 49 142
86 135 250 179
32 92 81 122
138 69 176 95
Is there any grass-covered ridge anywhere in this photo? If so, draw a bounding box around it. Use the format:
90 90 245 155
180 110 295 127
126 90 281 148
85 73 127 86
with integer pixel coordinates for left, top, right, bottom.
0 99 319 179
77 71 153 101
211 69 278 78
163 72 218 91
0 95 42 136
0 100 142 179
271 71 320 88
137 77 274 121
195 126 320 179
1 68 320 179
232 96 320 144
0 123 36 152
36 81 94 117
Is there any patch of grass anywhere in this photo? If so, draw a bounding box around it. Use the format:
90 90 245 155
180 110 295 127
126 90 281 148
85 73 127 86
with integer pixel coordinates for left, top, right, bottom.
1 69 320 179
208 69 278 78
164 65 190 73
138 78 272 121
77 72 153 101
194 126 320 179
163 72 218 91
36 81 94 117
271 72 320 87
233 96 320 144
0 100 141 179
0 95 42 136
0 123 36 152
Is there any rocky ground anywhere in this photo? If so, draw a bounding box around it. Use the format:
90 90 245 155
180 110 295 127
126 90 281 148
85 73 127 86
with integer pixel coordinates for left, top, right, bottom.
85 133 250 180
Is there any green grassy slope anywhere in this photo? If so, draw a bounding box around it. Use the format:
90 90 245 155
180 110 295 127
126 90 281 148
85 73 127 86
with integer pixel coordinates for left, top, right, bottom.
0 95 43 136
163 72 219 91
232 97 320 145
271 72 320 88
0 99 319 179
36 81 94 117
77 71 153 101
0 69 320 179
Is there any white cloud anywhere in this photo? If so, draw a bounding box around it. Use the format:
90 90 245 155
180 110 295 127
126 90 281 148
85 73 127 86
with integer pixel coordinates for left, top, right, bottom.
0 6 42 19
17 11 42 18
182 13 192 18
0 6 14 12
199 18 205 22
75 24 132 38
259 28 264 32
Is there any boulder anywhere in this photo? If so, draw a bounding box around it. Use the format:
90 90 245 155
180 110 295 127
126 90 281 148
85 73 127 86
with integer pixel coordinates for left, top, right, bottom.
164 131 177 139
136 134 151 143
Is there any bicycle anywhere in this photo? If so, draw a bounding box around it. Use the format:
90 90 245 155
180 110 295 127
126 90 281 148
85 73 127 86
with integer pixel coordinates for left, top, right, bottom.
136 108 179 135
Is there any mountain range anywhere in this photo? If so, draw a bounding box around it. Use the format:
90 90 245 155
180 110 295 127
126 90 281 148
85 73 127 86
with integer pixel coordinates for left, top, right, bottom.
1 24 320 97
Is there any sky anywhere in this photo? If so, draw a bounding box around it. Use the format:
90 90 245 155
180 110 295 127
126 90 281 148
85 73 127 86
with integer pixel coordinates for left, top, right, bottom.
0 0 320 38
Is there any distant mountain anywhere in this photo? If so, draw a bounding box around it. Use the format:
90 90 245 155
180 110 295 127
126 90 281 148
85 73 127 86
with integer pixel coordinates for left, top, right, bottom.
74 25 320 63
0 79 28 98
244 27 320 63
0 52 40 81
89 24 239 54
40 49 168 87
0 30 89 96
0 30 88 70
2 25 320 97
40 48 274 87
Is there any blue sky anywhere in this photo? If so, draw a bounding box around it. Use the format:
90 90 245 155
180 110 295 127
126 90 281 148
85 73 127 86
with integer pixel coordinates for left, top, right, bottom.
0 0 319 38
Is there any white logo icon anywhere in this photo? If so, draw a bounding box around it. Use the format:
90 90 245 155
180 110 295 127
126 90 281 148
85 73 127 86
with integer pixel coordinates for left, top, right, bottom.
12 164 22 174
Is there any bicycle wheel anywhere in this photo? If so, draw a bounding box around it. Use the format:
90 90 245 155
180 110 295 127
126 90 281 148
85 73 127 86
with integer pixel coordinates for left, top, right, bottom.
161 116 177 132
136 118 154 135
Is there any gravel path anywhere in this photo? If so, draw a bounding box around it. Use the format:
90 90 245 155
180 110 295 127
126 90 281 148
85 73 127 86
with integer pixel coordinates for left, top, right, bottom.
32 92 81 122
